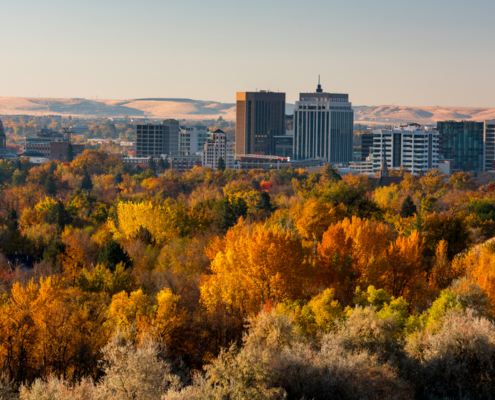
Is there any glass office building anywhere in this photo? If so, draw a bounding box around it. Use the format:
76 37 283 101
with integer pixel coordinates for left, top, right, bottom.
293 82 354 163
437 121 484 171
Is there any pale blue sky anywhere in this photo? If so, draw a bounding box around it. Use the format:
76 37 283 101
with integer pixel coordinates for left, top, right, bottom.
1 0 494 107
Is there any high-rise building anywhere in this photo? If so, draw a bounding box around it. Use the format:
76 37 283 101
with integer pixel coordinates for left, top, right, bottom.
0 118 6 149
437 121 484 171
235 91 285 157
372 124 439 175
484 120 495 171
203 129 235 170
293 80 354 163
179 125 211 155
136 119 180 157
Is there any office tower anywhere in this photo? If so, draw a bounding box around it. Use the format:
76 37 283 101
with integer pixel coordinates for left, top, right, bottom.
235 91 286 157
437 121 484 171
293 80 354 163
484 120 495 171
361 132 374 161
203 129 235 170
136 119 180 157
179 125 211 155
0 118 5 149
372 123 439 175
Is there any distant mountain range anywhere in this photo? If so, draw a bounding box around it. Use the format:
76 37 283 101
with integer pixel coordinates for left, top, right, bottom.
1 97 494 124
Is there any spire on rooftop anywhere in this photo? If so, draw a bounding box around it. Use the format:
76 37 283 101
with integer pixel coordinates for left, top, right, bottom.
316 75 323 93
379 145 389 178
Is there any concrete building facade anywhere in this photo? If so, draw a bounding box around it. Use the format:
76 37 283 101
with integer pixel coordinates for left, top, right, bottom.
372 124 439 175
136 119 180 157
203 129 235 170
179 125 211 155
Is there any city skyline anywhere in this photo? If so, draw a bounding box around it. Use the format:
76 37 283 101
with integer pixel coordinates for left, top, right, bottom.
1 0 495 108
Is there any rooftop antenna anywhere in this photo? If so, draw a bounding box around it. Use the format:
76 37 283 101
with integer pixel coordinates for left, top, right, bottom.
316 75 323 93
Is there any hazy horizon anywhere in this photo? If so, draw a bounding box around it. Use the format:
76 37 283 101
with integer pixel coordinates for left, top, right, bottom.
2 0 495 108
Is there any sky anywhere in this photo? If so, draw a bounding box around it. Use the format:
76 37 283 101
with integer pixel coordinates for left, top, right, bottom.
1 0 495 107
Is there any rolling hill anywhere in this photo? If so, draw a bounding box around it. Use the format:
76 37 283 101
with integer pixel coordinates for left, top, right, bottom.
1 97 494 124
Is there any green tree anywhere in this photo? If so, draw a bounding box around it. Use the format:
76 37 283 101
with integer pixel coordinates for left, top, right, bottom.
255 191 274 213
424 214 472 260
158 158 169 171
11 170 27 187
148 156 157 173
44 200 73 230
114 172 123 184
81 172 93 190
0 160 15 184
44 174 57 195
217 157 226 171
66 143 74 162
98 240 133 271
43 240 66 267
400 195 417 218
215 196 248 232
322 164 342 182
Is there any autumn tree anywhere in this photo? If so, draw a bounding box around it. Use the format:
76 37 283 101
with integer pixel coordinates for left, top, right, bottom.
201 221 312 316
317 217 395 303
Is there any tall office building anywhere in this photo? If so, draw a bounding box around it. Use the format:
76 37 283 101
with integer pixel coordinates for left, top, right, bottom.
293 81 354 163
235 91 285 157
437 121 484 171
484 120 495 171
136 119 180 157
372 124 439 175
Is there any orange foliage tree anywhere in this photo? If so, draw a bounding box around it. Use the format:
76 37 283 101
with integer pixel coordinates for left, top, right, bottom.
201 221 312 316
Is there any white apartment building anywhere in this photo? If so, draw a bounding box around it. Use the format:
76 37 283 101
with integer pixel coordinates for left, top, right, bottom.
484 120 495 171
179 125 212 155
293 80 354 163
202 129 235 170
372 124 439 174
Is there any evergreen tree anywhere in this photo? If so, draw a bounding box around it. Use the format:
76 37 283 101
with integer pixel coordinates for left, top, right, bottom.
98 240 133 271
114 171 123 184
148 156 157 173
43 240 66 267
217 157 226 171
44 174 57 195
400 195 417 218
215 196 248 232
81 172 93 190
44 200 72 230
255 191 275 212
7 208 18 231
322 164 342 182
158 157 169 171
66 143 74 162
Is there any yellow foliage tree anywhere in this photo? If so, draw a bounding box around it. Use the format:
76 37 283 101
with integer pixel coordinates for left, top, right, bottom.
293 199 346 242
317 217 394 303
201 223 312 316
